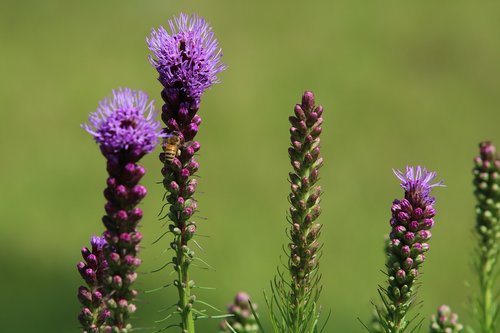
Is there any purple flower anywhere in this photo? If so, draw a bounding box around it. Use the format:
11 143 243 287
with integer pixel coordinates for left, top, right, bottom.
91 235 107 251
80 89 157 331
147 13 226 100
82 88 160 158
393 166 445 206
148 13 226 332
375 165 444 332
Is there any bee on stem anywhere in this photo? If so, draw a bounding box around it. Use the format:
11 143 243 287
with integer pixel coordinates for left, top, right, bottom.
162 132 182 163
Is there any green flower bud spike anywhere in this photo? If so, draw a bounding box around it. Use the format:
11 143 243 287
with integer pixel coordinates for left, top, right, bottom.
267 91 326 333
473 141 500 333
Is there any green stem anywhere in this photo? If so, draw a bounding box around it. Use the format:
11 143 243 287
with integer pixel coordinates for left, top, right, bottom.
480 256 494 333
176 235 195 333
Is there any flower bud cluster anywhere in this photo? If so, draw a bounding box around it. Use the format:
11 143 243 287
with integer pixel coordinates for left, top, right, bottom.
380 166 444 332
219 292 259 333
430 305 464 333
77 236 111 333
101 157 145 331
286 91 324 328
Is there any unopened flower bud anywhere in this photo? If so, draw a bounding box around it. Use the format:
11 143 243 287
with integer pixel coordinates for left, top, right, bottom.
112 275 123 288
118 299 128 309
132 185 147 200
115 185 127 200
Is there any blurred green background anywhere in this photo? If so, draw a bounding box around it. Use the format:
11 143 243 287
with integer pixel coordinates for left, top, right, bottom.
1 0 500 332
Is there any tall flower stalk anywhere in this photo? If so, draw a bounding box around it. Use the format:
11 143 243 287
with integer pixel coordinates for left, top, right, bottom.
268 91 325 333
147 13 226 333
77 236 110 333
82 88 160 332
375 166 444 333
473 141 500 333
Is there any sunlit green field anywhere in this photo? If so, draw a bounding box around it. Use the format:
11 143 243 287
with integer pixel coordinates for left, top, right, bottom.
1 1 500 332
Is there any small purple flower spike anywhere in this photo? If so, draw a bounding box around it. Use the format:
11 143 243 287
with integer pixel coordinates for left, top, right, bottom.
82 88 160 160
376 165 444 332
81 89 159 331
77 236 109 333
148 13 226 101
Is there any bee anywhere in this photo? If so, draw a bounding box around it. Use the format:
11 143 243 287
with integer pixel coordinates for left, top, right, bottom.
162 133 181 162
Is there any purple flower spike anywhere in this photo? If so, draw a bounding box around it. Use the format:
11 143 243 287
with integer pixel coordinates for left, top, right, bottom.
80 89 159 331
376 165 443 332
82 88 160 160
148 13 226 101
148 13 226 332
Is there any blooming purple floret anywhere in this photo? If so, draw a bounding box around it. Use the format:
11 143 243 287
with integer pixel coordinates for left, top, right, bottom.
393 166 444 206
147 13 226 101
91 235 107 251
82 88 160 158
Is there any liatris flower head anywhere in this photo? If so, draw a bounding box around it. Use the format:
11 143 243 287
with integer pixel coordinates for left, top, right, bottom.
430 305 464 333
377 165 444 332
81 88 159 331
147 13 226 103
393 166 444 206
148 13 226 332
220 292 259 333
82 88 160 161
